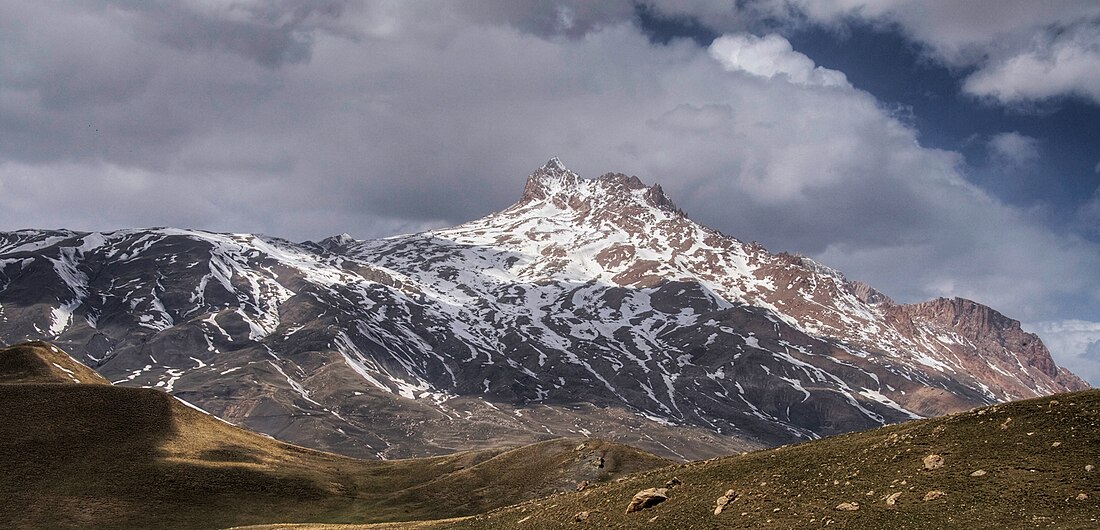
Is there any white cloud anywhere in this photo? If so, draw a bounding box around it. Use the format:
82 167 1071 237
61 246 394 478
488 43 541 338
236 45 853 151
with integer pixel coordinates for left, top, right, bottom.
1029 320 1100 385
988 131 1039 166
746 1 1100 106
963 24 1100 105
708 34 849 88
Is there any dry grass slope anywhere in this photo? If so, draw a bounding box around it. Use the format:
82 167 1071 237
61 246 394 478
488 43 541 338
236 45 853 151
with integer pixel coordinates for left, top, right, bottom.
0 340 109 384
0 342 670 529
259 390 1100 530
434 389 1100 530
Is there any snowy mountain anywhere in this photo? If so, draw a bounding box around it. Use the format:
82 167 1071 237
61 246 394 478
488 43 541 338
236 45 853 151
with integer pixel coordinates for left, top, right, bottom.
0 159 1086 459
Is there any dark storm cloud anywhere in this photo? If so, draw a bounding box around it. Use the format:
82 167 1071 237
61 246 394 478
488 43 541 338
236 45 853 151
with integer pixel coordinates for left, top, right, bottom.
457 0 637 38
0 1 317 167
114 0 350 67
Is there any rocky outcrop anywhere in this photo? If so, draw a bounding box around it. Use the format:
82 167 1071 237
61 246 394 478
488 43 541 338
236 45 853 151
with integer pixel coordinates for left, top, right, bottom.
848 281 893 306
713 489 737 515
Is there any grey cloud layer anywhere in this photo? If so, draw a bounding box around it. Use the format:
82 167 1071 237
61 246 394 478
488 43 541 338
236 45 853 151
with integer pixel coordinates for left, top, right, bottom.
1 1 1098 382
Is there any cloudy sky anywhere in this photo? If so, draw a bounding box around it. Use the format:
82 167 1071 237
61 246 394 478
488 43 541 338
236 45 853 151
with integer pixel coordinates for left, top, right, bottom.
2 1 1099 383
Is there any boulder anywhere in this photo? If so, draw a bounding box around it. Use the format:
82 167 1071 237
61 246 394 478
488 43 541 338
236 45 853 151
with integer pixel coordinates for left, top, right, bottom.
625 488 668 513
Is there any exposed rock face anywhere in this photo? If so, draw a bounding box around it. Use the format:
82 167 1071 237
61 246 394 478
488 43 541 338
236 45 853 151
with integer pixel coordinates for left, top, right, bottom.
888 298 1086 400
0 159 1087 460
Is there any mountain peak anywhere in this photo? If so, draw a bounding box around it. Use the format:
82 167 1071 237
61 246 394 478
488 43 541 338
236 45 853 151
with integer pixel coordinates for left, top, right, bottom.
519 159 680 214
303 232 359 253
521 158 581 202
544 156 567 171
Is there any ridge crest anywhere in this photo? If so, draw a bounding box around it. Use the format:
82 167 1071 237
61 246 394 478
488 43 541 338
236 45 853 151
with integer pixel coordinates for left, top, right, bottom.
519 159 681 214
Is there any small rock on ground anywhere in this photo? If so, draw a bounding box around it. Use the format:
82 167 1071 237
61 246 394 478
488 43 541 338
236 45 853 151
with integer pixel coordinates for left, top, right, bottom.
835 502 860 511
924 490 946 501
885 492 902 506
923 454 945 470
970 469 987 477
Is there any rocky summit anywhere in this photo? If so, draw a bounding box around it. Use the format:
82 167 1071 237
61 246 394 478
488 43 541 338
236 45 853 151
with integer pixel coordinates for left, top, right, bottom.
0 159 1087 460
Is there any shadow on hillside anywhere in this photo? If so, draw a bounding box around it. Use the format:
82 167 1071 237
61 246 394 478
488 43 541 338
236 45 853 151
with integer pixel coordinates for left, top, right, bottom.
0 385 332 529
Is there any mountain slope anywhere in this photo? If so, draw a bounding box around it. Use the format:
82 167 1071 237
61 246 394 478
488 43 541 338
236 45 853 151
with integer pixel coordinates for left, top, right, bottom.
0 159 1086 460
0 342 669 529
249 389 1099 530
